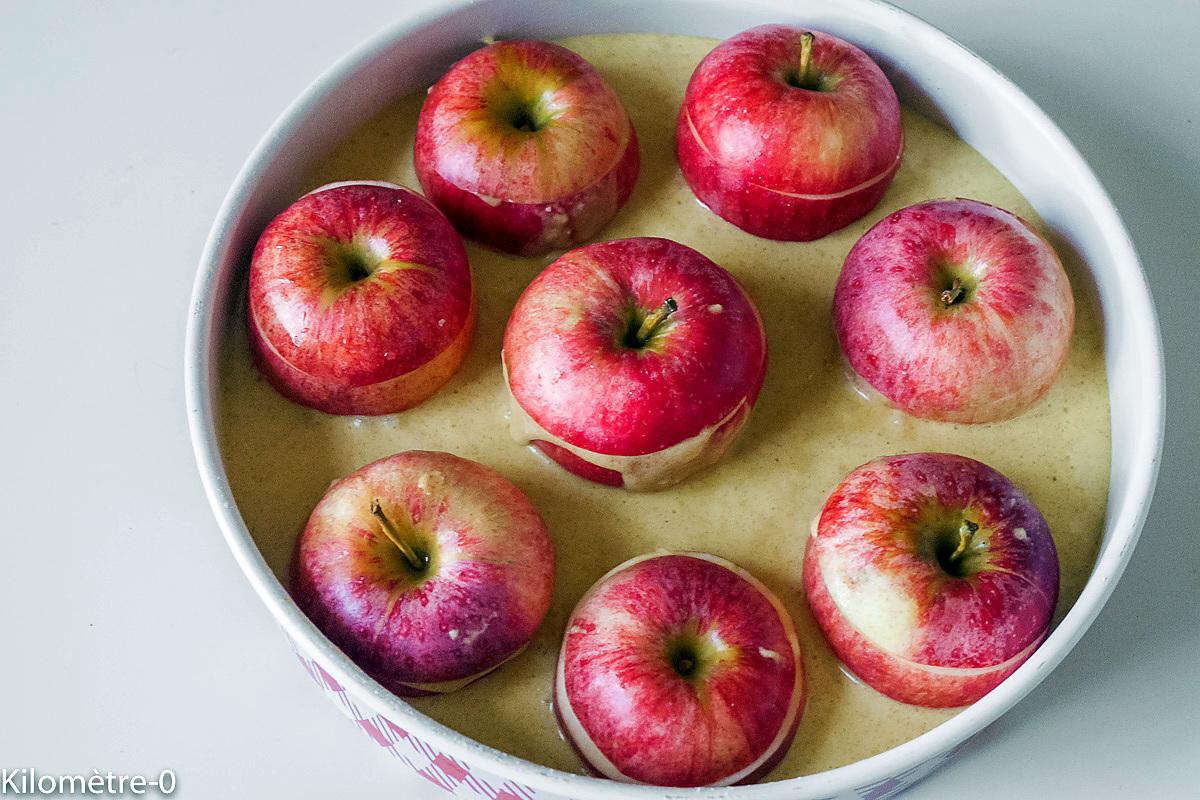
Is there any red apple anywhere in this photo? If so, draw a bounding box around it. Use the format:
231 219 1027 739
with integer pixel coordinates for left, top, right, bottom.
291 451 555 696
415 40 639 256
833 198 1074 423
248 181 474 416
555 552 804 787
677 25 903 241
502 237 766 491
803 452 1059 708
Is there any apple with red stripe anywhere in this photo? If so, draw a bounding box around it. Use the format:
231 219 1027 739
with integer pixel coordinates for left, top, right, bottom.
677 25 903 241
415 40 639 256
555 552 805 787
502 237 766 491
248 181 474 416
804 452 1059 707
834 198 1074 423
291 451 554 696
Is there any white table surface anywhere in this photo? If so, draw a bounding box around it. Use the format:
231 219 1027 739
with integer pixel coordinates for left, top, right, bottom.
2 1 1196 797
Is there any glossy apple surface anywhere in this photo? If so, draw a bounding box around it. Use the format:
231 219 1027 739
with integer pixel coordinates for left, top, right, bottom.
503 237 766 491
248 181 474 416
833 198 1074 423
415 40 639 256
677 25 902 241
555 552 805 787
803 452 1059 707
291 451 554 696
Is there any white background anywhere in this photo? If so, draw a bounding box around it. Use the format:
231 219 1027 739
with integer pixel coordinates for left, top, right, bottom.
1 1 1196 797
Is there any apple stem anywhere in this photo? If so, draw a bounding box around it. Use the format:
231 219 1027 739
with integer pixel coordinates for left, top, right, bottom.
940 278 965 307
370 499 429 573
634 298 678 346
949 519 980 563
798 32 815 87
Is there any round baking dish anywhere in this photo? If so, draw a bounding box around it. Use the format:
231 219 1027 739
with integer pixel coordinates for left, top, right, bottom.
185 1 1164 797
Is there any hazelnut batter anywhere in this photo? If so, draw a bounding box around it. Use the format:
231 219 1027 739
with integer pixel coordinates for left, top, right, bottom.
217 33 1109 780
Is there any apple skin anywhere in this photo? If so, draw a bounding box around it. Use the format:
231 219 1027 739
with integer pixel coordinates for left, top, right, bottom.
290 451 554 697
677 25 903 241
248 181 474 416
555 552 805 787
415 40 639 256
803 452 1059 708
833 198 1074 423
502 237 767 491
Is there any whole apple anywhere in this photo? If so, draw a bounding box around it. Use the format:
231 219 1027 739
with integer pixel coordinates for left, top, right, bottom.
248 181 474 416
677 25 903 241
803 452 1059 707
290 451 554 696
415 40 639 256
833 198 1074 423
555 552 805 787
502 237 767 491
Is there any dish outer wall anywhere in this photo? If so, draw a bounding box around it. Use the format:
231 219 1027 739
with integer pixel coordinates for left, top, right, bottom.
184 1 1165 798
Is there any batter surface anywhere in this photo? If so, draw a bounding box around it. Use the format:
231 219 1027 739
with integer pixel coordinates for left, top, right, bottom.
217 33 1110 780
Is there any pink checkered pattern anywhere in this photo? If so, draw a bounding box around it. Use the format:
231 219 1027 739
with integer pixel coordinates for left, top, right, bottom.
290 639 967 799
293 643 540 798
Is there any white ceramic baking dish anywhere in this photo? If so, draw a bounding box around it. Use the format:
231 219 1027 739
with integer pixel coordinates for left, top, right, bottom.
184 1 1164 797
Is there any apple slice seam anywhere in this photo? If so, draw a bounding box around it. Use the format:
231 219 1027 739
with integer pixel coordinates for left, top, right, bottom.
303 179 412 197
811 557 1050 678
397 642 530 695
250 292 473 385
504 361 750 491
682 110 903 201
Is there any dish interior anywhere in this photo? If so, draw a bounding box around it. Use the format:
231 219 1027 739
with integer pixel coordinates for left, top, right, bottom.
215 33 1110 781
